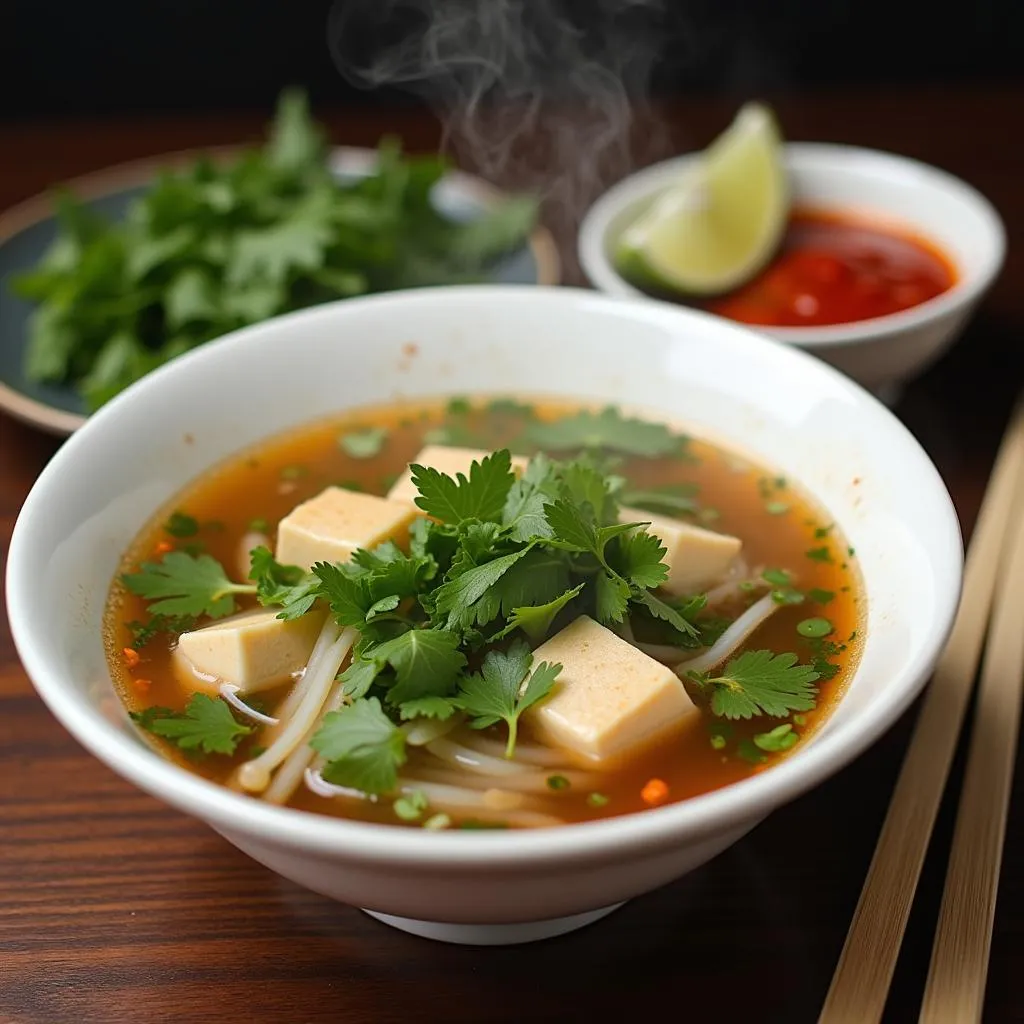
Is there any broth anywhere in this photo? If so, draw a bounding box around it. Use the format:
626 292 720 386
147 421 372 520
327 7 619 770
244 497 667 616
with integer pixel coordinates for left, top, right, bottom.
106 398 863 829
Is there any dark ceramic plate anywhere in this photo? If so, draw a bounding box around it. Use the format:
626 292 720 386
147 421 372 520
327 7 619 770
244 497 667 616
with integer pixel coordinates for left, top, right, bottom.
0 147 560 435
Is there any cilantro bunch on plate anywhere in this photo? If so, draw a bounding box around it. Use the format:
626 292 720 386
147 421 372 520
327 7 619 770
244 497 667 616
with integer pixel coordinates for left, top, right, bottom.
11 89 537 411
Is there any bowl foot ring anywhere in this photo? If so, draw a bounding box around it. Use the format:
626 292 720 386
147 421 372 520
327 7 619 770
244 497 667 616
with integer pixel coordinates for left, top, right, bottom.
362 901 625 945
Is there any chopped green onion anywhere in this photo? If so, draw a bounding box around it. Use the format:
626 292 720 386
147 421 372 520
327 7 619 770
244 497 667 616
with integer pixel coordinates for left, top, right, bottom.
797 617 833 639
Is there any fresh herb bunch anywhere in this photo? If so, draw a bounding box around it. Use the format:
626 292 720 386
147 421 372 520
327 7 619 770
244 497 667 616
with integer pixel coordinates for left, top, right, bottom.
125 447 821 790
12 90 537 411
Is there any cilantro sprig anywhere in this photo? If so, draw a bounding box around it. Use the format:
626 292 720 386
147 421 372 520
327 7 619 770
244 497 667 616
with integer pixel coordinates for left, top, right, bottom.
12 90 537 411
453 640 562 757
122 552 257 619
687 650 820 719
311 697 407 794
131 694 252 756
527 407 690 459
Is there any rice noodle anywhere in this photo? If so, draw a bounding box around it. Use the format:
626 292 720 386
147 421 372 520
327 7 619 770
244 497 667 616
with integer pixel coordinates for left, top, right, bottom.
263 613 336 742
219 682 279 726
396 777 566 827
262 678 347 805
454 730 577 768
403 715 460 747
703 556 755 607
237 620 356 793
303 770 565 827
304 768 374 802
424 736 533 776
409 763 592 794
633 640 692 664
674 593 779 677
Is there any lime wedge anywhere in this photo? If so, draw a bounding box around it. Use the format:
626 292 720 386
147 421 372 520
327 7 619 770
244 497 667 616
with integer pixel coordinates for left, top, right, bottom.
615 103 789 296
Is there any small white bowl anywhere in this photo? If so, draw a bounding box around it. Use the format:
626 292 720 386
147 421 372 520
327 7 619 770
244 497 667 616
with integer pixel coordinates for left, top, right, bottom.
579 143 1006 398
6 285 962 945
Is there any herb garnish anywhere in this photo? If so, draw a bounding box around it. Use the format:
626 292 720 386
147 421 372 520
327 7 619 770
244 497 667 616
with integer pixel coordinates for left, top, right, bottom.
163 511 199 538
311 697 408 794
454 641 561 757
122 552 258 618
125 442 827 801
688 650 819 719
12 90 537 411
131 694 252 755
753 723 799 752
527 407 690 458
340 427 389 459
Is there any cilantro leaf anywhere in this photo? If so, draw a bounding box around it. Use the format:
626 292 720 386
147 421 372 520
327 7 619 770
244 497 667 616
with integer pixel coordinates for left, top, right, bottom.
619 484 700 517
163 511 199 538
609 528 669 589
339 427 388 459
131 694 252 755
338 656 381 700
477 549 572 622
311 561 373 626
397 696 457 721
561 460 618 524
496 583 585 641
351 544 438 602
688 650 819 719
364 628 467 706
411 449 515 525
502 478 554 542
432 547 532 630
633 589 701 640
122 552 255 619
543 498 598 553
527 406 687 458
125 613 196 649
453 640 561 756
265 87 325 172
311 697 407 795
248 546 321 619
594 572 632 623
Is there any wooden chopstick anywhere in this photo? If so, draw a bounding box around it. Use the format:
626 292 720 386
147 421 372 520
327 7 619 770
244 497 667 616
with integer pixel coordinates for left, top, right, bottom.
918 462 1024 1021
818 398 1024 1024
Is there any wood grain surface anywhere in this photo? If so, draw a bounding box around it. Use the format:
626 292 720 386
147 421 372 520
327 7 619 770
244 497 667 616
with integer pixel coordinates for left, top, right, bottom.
2 86 1023 1023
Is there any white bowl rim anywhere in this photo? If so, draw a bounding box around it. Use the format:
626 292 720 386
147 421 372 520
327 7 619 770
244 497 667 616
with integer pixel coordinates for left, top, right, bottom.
578 141 1007 348
6 284 963 869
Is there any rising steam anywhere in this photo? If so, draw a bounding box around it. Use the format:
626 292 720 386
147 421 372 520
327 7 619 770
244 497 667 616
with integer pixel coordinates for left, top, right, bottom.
327 0 671 233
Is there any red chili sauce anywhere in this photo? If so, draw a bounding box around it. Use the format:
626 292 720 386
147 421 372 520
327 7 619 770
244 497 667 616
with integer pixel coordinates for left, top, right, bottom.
703 209 957 328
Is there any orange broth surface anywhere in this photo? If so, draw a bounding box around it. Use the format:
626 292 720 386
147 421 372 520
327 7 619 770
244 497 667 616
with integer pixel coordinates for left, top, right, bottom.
105 398 863 829
691 208 956 328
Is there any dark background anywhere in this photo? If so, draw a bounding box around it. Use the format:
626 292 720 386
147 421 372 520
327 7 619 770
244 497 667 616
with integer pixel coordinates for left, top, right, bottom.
4 0 1023 122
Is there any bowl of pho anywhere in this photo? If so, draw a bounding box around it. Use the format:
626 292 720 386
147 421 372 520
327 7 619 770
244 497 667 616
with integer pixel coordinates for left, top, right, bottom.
6 285 962 945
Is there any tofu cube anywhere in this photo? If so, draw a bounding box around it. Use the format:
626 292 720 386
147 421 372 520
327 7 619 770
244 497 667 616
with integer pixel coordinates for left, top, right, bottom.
387 445 530 505
276 487 417 570
173 607 326 695
619 506 742 596
524 616 697 764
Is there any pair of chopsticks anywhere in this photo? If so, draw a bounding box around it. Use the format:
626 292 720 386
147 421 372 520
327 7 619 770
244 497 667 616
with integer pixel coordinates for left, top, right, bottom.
819 398 1024 1024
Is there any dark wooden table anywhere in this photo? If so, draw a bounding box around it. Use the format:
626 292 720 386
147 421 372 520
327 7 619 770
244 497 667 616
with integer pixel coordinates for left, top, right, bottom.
2 85 1023 1024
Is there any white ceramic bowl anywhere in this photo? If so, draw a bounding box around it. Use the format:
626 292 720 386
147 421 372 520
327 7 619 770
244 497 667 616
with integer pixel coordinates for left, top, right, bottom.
6 285 962 945
579 143 1006 398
